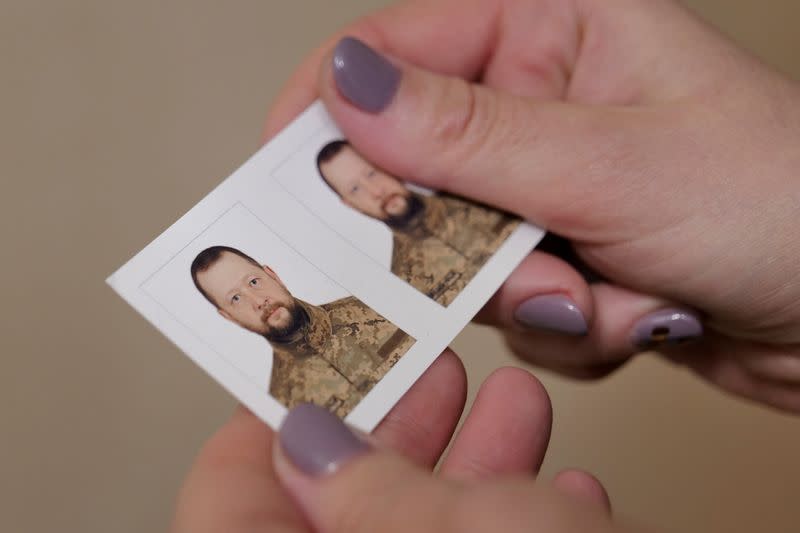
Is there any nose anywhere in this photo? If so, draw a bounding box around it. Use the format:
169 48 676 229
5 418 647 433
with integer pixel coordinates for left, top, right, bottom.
243 292 262 311
364 178 384 198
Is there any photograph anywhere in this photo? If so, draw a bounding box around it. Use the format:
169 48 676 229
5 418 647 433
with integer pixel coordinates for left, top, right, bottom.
108 102 543 432
141 204 415 419
275 136 521 306
13 3 800 532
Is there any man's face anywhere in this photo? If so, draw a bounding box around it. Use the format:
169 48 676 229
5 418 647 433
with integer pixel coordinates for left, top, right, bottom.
320 146 411 221
196 252 299 337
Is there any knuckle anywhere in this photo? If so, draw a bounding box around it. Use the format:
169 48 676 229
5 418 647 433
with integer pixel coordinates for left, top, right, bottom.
329 486 387 533
427 79 502 179
448 485 519 532
326 460 411 533
377 409 434 458
328 461 458 533
431 77 482 147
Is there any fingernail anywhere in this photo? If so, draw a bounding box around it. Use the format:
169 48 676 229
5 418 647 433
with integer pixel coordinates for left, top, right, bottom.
631 308 703 348
279 403 370 476
332 36 401 113
514 294 588 336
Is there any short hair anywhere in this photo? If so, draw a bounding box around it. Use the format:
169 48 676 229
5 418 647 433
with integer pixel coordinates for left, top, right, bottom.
316 139 350 196
190 245 260 308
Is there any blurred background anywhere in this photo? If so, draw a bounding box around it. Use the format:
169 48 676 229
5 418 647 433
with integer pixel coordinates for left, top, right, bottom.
2 1 799 531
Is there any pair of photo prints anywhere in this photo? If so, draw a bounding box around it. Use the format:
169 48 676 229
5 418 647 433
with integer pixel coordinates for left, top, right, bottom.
108 102 545 431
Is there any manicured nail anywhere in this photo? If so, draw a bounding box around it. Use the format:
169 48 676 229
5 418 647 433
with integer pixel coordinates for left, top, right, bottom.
279 403 369 476
514 294 588 336
332 37 401 113
631 308 703 348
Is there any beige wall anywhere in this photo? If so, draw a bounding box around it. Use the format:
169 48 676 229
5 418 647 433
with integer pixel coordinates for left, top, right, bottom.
2 1 799 532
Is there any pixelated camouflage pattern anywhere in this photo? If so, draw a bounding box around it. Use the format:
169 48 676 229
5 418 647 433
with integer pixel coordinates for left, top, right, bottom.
268 297 415 418
391 193 520 306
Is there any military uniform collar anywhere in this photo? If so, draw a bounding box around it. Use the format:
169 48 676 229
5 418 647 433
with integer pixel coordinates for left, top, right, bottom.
392 193 446 239
269 299 332 360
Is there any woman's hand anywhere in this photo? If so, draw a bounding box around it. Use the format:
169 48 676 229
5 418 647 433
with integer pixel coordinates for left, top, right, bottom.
263 0 800 412
272 401 623 533
171 351 609 532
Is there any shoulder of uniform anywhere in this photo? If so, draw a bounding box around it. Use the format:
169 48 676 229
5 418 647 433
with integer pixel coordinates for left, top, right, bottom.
327 295 382 319
322 295 359 310
439 192 474 211
390 234 406 269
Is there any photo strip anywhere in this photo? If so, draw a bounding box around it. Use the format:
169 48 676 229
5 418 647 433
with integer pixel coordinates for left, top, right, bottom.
108 102 545 431
275 137 521 307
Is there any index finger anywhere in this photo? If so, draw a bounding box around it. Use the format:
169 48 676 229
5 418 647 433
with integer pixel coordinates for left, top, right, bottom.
262 0 499 141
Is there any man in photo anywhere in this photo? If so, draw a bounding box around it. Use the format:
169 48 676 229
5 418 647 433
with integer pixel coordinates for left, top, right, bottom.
190 246 414 417
316 140 519 306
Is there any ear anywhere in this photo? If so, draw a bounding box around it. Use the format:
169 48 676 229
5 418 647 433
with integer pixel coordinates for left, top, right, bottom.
218 308 233 322
261 264 277 279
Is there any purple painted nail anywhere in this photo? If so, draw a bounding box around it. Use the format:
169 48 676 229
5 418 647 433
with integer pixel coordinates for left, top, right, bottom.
279 403 369 476
631 308 703 348
514 294 588 336
332 37 401 113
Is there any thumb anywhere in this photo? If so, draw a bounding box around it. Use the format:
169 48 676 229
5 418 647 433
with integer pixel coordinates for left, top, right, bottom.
274 404 457 533
274 404 626 533
319 37 658 236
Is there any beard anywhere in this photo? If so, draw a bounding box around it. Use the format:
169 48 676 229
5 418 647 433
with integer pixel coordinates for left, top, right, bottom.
262 300 308 342
384 193 425 229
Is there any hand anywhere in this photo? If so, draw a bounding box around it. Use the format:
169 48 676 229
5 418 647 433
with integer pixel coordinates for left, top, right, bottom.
171 351 609 532
272 402 624 533
263 0 800 412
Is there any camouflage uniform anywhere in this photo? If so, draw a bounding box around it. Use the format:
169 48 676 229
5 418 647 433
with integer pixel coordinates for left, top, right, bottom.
268 297 415 418
391 193 520 306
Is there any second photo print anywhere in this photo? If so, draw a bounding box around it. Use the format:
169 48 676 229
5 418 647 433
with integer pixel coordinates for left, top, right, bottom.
274 135 521 307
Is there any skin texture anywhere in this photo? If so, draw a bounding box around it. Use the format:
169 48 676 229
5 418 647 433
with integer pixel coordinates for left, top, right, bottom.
195 251 300 337
173 0 800 531
318 144 412 220
172 356 613 532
